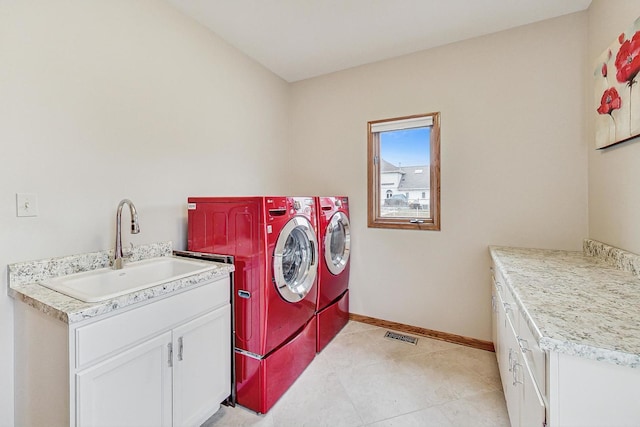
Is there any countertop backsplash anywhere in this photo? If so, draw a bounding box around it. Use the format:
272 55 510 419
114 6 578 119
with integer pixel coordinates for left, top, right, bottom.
8 241 173 287
583 238 640 277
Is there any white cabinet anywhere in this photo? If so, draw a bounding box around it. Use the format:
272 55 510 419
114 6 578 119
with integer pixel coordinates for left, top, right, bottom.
14 276 231 427
76 332 173 427
491 279 499 357
547 351 640 427
172 306 231 427
519 367 545 427
505 316 545 427
493 263 637 427
492 268 546 427
502 314 521 427
491 251 640 427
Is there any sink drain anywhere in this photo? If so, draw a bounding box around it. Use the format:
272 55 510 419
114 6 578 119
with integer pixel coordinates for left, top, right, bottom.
384 331 418 345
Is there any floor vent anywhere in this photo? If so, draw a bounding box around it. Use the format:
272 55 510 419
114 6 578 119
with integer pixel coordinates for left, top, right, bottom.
384 331 418 345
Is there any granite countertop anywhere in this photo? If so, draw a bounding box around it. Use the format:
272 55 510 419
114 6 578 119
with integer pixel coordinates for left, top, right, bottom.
8 242 234 324
490 240 640 368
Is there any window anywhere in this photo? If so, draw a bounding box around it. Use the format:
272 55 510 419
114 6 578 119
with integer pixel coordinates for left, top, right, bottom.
367 112 440 230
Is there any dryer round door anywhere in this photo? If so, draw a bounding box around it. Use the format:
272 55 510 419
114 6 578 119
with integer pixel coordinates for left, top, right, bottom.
273 216 318 303
324 211 351 275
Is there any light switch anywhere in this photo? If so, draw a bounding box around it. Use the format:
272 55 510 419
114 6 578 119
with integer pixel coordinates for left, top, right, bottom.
16 193 38 217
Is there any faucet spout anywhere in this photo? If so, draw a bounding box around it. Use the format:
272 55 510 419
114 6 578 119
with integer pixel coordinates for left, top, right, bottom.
114 199 140 270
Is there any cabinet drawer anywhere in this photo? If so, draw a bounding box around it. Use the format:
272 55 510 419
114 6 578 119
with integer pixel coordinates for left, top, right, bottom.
494 278 518 330
493 268 512 303
75 277 230 370
519 348 546 427
517 310 545 395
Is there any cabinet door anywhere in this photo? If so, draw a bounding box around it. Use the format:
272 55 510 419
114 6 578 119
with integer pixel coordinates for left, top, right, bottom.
519 362 545 427
503 315 521 427
172 305 231 427
76 331 173 427
491 278 499 355
495 289 512 396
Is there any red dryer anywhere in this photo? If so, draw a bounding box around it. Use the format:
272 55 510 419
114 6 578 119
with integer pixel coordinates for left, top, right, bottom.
187 196 319 414
315 196 351 352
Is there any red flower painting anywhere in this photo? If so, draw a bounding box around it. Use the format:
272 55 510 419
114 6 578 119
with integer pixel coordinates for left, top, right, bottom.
615 31 640 85
595 17 640 149
597 87 622 115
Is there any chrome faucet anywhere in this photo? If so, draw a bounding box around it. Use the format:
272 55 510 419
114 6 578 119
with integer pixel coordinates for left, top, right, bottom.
114 199 140 270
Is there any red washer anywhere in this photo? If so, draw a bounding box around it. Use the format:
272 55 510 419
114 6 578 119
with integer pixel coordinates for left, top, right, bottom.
315 196 351 352
187 196 319 414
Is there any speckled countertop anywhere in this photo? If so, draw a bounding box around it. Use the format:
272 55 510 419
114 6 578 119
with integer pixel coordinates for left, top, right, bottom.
490 239 640 368
8 242 234 324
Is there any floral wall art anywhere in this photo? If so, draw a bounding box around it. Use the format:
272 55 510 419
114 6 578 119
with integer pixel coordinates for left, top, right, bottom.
595 16 640 149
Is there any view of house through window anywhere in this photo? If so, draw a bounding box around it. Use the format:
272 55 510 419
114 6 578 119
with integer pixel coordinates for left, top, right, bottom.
368 113 440 231
380 126 431 218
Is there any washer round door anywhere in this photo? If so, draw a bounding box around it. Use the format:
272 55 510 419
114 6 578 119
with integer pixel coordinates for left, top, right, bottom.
273 216 319 303
324 211 351 275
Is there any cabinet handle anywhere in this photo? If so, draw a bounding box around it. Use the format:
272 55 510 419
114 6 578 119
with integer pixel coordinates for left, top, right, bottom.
503 302 512 313
517 337 530 353
503 303 513 328
168 343 173 368
512 362 523 386
508 348 515 372
178 337 184 361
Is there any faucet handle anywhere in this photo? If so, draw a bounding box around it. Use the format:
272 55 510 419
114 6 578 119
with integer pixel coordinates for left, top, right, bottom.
123 242 135 259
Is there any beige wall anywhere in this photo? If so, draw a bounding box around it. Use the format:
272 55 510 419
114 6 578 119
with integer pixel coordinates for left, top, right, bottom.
290 13 589 342
0 1 289 424
588 0 640 254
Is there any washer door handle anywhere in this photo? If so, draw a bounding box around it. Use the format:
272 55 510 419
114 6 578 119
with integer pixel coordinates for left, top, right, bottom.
309 240 316 266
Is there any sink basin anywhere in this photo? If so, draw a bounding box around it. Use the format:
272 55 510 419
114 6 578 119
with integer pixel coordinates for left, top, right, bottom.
40 257 216 303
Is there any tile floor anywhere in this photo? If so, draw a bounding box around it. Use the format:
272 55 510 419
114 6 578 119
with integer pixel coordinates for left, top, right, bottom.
203 321 509 426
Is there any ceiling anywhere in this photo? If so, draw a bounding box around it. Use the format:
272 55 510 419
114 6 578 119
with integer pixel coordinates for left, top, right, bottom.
165 0 592 82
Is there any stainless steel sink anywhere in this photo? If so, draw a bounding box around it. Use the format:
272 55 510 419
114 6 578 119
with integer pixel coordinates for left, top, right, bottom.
40 257 215 302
